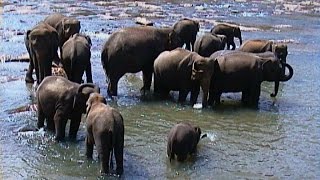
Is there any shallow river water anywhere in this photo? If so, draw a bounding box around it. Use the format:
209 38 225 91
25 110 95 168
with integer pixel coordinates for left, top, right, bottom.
0 0 320 179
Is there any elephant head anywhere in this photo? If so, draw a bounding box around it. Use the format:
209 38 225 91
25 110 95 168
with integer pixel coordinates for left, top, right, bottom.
168 30 183 50
73 83 100 114
217 34 227 50
86 92 106 114
25 22 59 84
191 57 218 107
272 43 288 63
57 17 81 47
233 26 242 45
261 58 293 97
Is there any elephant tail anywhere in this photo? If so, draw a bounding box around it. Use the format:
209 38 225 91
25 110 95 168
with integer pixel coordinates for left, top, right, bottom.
101 48 109 82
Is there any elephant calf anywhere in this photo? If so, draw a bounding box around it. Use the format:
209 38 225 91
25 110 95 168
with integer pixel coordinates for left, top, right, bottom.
153 48 217 107
86 93 124 175
173 18 200 51
61 33 93 83
36 76 100 141
167 122 206 162
210 23 242 50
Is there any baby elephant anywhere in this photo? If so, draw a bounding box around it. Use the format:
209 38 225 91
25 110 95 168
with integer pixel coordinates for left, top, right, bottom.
167 122 206 162
86 93 124 175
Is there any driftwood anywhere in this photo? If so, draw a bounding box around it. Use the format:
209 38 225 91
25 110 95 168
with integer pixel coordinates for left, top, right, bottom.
1 53 30 63
135 17 154 26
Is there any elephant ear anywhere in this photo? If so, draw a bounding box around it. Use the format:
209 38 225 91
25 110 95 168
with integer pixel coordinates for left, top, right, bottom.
191 59 206 80
194 126 202 143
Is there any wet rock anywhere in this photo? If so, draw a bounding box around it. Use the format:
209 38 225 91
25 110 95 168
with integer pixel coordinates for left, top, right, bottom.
135 17 154 26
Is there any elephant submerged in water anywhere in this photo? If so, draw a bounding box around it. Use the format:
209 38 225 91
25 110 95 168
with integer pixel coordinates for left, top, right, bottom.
208 51 293 108
85 93 124 176
167 122 206 162
153 48 217 107
101 26 182 97
36 76 100 141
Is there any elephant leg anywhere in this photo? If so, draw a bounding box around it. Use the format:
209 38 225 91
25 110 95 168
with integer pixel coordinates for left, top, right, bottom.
190 83 200 105
178 90 189 103
46 117 55 131
25 61 35 83
37 105 45 129
230 41 236 50
53 110 67 141
248 84 261 108
241 90 250 105
107 73 123 97
141 69 153 95
214 92 222 106
185 42 191 51
86 62 93 83
95 134 110 174
114 142 124 175
85 136 94 159
69 114 81 140
177 153 188 162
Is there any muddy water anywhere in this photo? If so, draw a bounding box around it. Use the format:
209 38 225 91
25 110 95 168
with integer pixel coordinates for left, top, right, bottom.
1 0 320 179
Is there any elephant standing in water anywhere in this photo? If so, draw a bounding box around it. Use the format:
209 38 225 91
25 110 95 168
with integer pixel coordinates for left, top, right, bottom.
44 13 81 58
85 93 124 175
61 33 93 83
153 48 217 107
36 76 100 141
194 33 227 57
173 18 200 51
167 122 206 162
208 51 293 108
25 22 59 84
211 23 242 50
101 26 182 97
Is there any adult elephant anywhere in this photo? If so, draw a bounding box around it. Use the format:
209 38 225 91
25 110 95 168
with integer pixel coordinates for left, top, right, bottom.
208 51 293 107
25 22 59 84
61 33 93 84
167 122 206 162
101 26 182 97
239 39 288 63
173 18 199 51
36 76 100 141
210 23 242 50
153 48 217 107
86 93 124 175
194 33 227 57
44 13 81 57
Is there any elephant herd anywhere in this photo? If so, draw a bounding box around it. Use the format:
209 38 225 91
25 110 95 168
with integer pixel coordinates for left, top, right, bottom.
21 13 294 176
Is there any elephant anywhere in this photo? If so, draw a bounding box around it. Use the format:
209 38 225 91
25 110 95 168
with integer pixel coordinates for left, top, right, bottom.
153 48 217 107
167 122 206 162
101 26 182 97
239 39 288 64
44 13 81 58
61 33 93 84
86 93 124 175
172 18 200 51
210 23 242 50
194 33 227 57
25 21 59 84
208 51 293 107
36 76 100 141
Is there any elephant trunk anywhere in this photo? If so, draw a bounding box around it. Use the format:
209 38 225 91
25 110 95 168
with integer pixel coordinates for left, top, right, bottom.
270 81 279 97
280 63 294 82
239 36 242 46
200 77 211 108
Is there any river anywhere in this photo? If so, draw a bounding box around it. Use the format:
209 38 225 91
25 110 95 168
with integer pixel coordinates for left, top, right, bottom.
0 0 319 179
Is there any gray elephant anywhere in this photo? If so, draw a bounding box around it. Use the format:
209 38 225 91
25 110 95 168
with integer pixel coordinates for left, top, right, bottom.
167 122 206 162
44 13 81 57
210 23 242 50
173 18 200 51
61 33 93 84
25 22 59 84
239 39 288 63
208 51 293 107
194 33 227 57
101 26 182 97
86 93 124 175
153 48 217 107
36 76 100 141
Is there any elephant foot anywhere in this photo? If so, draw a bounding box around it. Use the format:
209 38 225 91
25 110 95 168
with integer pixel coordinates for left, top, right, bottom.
116 167 123 176
25 76 34 83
